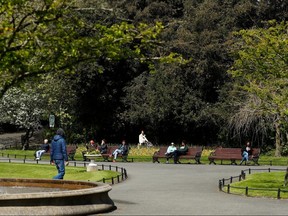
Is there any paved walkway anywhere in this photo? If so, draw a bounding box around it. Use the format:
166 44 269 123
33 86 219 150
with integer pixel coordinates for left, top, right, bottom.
106 162 288 215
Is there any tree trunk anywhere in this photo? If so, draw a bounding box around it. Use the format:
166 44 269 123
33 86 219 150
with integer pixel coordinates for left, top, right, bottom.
274 123 282 157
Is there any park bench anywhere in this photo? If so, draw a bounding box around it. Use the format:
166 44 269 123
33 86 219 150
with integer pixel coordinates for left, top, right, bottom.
152 146 203 164
101 146 133 162
208 147 260 165
34 145 77 161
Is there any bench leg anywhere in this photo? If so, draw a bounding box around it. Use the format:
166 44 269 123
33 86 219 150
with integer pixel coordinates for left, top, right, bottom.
209 159 216 165
252 158 260 166
195 157 201 164
102 156 109 162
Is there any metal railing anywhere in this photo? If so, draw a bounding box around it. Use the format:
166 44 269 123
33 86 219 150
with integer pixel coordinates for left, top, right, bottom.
219 168 288 199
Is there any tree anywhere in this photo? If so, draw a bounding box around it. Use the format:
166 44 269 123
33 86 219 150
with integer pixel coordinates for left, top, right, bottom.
0 87 45 149
228 20 288 156
0 0 183 98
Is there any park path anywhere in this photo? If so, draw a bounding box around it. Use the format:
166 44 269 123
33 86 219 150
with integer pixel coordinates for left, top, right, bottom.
105 162 288 215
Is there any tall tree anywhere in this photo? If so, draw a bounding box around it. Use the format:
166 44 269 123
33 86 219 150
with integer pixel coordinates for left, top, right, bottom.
228 20 288 156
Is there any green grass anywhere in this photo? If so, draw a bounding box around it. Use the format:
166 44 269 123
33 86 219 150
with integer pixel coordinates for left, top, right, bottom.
224 172 288 199
0 163 120 182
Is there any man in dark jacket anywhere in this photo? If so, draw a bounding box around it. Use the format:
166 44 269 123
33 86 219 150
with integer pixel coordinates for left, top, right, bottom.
173 140 188 164
50 128 68 179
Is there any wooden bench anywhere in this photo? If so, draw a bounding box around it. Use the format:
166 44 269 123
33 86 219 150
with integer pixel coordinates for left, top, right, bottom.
152 146 203 164
34 145 77 161
101 146 132 162
208 147 260 165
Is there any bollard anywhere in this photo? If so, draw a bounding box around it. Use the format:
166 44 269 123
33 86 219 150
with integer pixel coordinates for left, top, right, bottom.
23 159 25 164
116 166 118 172
222 178 225 186
102 164 104 170
227 184 230 193
249 168 251 174
109 165 111 170
268 168 271 172
117 175 120 183
245 187 248 196
111 177 114 185
230 176 233 183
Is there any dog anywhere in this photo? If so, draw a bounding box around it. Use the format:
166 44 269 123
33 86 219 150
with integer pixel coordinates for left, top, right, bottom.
283 167 288 186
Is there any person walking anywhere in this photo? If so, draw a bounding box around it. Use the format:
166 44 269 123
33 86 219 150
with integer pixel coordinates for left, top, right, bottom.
138 130 148 148
50 128 68 179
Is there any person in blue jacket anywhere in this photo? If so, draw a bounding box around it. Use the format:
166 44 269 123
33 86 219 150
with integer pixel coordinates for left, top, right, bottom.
50 128 68 179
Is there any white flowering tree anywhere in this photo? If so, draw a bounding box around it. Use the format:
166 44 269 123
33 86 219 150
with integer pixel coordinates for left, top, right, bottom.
0 87 45 149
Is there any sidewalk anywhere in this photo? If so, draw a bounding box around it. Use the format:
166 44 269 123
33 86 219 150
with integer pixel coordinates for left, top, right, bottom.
106 163 288 215
0 157 287 215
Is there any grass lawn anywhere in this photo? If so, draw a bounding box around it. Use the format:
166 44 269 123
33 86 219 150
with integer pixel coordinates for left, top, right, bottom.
224 172 288 199
0 162 120 182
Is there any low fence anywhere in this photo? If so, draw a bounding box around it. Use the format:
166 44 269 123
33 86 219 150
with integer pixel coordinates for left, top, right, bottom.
0 157 128 185
219 168 288 199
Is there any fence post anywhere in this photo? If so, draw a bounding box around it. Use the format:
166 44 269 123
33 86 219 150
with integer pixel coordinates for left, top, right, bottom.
268 168 271 172
277 188 281 199
23 159 25 164
245 187 248 196
219 180 222 191
109 165 111 170
102 164 104 170
239 175 241 181
111 177 114 185
249 168 251 174
116 166 118 172
102 178 105 183
117 175 120 183
241 170 246 180
227 184 230 193
222 178 225 186
230 176 233 183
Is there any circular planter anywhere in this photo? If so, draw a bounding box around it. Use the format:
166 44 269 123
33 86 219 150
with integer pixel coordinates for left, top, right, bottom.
0 178 116 215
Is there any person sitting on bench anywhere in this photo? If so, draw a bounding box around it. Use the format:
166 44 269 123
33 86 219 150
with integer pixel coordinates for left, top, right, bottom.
35 139 50 160
112 140 128 162
240 141 252 165
173 141 188 164
165 142 177 163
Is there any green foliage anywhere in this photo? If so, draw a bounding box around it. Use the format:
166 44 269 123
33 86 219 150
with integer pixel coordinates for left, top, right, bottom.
0 163 119 181
228 20 288 155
